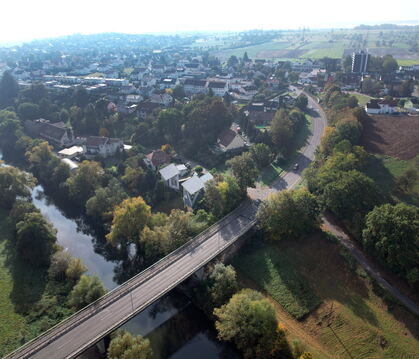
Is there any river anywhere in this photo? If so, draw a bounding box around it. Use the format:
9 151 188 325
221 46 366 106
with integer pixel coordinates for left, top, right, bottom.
0 150 240 359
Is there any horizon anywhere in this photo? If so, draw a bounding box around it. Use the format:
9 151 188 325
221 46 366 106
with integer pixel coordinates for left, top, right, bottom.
1 0 418 45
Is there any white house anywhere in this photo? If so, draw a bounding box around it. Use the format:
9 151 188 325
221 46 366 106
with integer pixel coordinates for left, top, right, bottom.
182 173 213 208
83 136 123 158
207 81 229 96
58 146 84 159
159 164 180 190
365 99 398 114
183 78 208 95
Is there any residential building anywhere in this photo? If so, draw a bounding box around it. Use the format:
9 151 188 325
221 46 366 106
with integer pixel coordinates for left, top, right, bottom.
216 128 247 153
159 163 180 190
207 81 229 96
183 78 208 95
182 173 214 208
352 50 370 74
25 119 75 148
365 99 398 114
58 146 84 159
83 136 123 158
144 150 171 170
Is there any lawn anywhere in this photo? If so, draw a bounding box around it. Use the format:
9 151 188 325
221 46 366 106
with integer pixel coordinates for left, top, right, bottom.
397 59 419 66
0 209 27 358
233 232 419 359
350 92 373 107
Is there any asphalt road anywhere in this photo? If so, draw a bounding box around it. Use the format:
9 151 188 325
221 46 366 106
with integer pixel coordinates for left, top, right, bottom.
6 88 327 359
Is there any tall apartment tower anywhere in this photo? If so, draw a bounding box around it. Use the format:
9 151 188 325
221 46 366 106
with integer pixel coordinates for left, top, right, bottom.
351 50 370 73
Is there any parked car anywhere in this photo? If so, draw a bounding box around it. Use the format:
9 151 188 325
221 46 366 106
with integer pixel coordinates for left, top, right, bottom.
293 163 299 171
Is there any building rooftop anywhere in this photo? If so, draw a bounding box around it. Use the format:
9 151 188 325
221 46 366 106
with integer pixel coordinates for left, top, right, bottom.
159 163 180 181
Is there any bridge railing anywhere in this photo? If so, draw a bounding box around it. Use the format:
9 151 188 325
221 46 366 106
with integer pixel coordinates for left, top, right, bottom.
6 199 257 359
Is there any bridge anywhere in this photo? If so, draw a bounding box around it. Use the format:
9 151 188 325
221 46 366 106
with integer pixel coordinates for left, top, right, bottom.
5 89 326 359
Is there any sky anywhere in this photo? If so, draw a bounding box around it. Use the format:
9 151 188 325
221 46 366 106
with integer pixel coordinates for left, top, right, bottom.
1 0 418 43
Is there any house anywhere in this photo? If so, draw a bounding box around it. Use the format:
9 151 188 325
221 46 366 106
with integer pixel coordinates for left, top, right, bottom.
217 128 247 153
150 93 173 107
158 78 178 90
207 81 229 96
25 119 75 148
144 150 171 170
365 99 398 114
159 164 180 190
182 172 214 208
183 78 208 95
83 136 123 158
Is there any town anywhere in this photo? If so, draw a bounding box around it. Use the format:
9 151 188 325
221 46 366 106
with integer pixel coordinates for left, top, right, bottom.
0 24 418 359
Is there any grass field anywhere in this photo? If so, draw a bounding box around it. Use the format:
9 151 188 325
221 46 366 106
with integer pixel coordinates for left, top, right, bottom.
234 232 419 359
233 241 321 319
397 59 419 66
0 209 27 358
363 154 419 207
350 92 373 107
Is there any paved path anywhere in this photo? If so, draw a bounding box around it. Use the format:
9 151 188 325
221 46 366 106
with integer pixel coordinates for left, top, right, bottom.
322 215 419 316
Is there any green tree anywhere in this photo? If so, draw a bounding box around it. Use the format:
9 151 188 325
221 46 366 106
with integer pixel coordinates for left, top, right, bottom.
208 263 238 307
271 109 294 154
66 161 103 204
157 108 182 143
86 178 127 222
68 275 106 310
227 152 259 190
16 212 56 267
106 197 152 245
382 55 398 73
250 143 272 169
0 110 22 150
0 71 18 107
121 166 144 196
214 289 278 358
363 203 418 285
295 94 308 111
17 102 40 120
66 257 88 282
108 331 152 359
0 166 35 209
48 250 73 281
257 189 320 240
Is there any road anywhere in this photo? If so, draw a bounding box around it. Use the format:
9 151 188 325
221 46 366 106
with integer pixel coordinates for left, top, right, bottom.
248 87 327 200
5 88 327 359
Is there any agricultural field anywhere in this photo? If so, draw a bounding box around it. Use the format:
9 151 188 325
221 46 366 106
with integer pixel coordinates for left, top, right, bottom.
361 114 419 160
233 232 419 359
209 28 419 63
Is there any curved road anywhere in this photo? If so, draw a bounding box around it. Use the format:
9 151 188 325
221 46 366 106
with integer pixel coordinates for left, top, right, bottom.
6 87 327 359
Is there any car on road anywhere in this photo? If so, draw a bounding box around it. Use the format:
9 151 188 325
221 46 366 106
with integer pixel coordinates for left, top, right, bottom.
293 163 299 171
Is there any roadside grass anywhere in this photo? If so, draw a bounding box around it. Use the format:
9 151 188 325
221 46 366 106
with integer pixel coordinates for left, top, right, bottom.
233 232 419 359
259 113 312 186
300 46 345 59
363 154 419 207
0 209 27 358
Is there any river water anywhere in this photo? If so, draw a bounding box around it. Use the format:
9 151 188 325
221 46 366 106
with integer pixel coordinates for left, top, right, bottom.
0 150 240 359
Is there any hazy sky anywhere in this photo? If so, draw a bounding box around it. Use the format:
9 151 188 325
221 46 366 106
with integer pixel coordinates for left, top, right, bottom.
2 0 418 43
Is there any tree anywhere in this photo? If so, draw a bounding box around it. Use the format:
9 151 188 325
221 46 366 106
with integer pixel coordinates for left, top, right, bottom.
121 166 144 196
208 263 238 307
68 275 106 310
227 152 259 190
17 102 40 120
257 189 320 240
0 110 22 150
250 143 272 169
16 212 56 267
322 170 379 220
0 71 18 107
49 250 73 281
172 84 185 100
271 109 294 154
363 203 418 286
86 178 127 222
108 332 152 359
214 289 278 358
66 257 88 282
0 166 35 209
399 79 414 97
382 55 398 73
157 108 182 143
295 94 308 112
66 161 103 204
106 197 152 246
